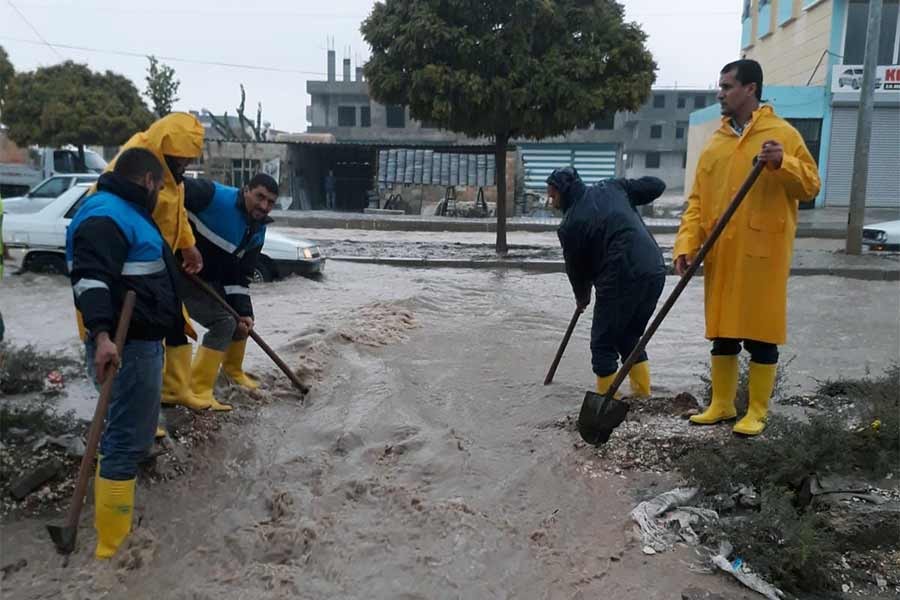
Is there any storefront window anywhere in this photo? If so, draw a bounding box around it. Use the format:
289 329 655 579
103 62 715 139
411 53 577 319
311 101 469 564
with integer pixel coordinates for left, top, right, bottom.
844 0 900 65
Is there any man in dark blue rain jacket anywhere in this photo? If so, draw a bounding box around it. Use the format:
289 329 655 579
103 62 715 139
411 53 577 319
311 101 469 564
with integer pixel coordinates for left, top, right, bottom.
547 167 667 398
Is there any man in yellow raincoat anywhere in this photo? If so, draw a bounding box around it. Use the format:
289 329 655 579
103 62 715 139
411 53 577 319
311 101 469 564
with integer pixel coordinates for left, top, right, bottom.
103 113 214 419
674 59 820 436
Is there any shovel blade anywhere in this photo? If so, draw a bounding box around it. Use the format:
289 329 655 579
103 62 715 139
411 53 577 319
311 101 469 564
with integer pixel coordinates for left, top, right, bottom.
577 391 630 446
47 524 77 555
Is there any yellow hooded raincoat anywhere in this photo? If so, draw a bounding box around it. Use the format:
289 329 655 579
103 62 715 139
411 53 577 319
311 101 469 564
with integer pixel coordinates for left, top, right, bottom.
106 112 205 250
674 105 820 345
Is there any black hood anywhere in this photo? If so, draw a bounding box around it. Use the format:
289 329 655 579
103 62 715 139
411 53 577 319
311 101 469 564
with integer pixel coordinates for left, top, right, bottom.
96 172 156 213
546 167 587 213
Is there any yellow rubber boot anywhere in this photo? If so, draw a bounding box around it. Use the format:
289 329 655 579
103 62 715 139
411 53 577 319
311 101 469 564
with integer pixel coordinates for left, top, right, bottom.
161 345 211 411
596 373 622 399
191 346 232 412
629 361 652 398
222 340 260 390
690 355 739 425
155 426 167 439
94 475 136 559
733 362 776 436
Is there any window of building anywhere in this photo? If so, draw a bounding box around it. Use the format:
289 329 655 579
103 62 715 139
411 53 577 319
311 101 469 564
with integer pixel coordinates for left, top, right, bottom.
742 0 751 20
360 105 371 128
694 94 708 109
650 125 663 139
676 123 686 139
646 152 661 169
386 105 406 128
230 159 260 188
843 0 900 65
594 113 615 129
653 94 666 108
338 106 357 127
677 95 687 109
626 153 634 169
682 152 688 169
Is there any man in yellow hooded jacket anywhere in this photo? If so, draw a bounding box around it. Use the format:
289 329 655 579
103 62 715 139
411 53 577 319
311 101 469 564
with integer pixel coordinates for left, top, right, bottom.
674 59 820 436
103 113 214 418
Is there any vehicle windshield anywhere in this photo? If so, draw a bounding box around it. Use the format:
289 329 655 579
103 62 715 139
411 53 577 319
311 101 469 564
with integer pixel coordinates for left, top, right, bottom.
28 177 71 198
52 150 107 173
83 151 107 172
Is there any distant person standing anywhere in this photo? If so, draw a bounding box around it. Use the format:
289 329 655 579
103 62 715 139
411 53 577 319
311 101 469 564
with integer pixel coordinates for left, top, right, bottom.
324 170 336 210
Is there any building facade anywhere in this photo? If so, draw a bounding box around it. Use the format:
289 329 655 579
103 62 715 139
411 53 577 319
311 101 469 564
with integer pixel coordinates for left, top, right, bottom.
307 50 715 196
686 0 900 208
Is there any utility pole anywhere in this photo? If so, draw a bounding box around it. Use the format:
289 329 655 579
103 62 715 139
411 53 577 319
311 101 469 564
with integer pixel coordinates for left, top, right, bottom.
845 0 883 255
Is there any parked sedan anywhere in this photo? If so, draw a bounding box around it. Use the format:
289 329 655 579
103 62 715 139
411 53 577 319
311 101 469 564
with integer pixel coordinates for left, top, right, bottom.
2 174 99 214
2 183 325 278
862 220 900 252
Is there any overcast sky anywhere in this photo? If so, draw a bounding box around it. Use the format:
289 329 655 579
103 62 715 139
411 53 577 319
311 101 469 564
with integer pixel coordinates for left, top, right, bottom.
0 0 741 133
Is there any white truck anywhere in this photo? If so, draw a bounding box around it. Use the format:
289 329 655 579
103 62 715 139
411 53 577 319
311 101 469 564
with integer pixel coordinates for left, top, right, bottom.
0 147 107 198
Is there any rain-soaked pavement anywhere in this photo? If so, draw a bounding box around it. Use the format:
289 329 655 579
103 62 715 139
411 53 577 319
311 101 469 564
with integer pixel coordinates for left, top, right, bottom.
1 263 898 599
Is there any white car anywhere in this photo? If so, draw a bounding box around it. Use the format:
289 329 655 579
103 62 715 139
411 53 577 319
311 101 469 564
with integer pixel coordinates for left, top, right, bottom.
862 220 900 252
2 183 325 280
2 174 99 214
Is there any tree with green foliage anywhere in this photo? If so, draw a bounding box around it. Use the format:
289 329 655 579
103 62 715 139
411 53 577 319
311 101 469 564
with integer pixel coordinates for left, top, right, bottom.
145 55 180 117
3 61 153 169
0 45 15 116
362 0 656 253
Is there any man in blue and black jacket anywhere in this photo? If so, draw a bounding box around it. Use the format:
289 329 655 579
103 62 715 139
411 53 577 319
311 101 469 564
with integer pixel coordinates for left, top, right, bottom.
180 173 278 410
547 167 667 399
66 148 180 559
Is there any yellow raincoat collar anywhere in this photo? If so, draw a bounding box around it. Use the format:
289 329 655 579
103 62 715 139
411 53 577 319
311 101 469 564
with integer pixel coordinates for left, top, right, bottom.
718 104 775 138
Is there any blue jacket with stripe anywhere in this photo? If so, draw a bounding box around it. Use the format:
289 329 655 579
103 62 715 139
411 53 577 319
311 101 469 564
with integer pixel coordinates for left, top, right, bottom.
65 173 181 340
183 178 270 317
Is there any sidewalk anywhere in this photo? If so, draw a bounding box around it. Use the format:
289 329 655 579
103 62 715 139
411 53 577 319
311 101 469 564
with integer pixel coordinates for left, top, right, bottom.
272 207 900 239
328 246 900 281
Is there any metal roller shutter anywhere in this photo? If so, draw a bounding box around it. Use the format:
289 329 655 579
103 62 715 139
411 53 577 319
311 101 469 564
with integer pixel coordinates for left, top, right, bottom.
520 144 618 191
826 107 900 208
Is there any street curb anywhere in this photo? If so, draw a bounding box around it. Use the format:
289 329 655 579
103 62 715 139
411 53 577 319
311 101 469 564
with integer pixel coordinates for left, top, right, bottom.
275 214 848 239
329 256 900 281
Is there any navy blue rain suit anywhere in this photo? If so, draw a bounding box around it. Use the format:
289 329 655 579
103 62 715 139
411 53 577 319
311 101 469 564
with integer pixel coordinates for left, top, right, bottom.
551 168 667 377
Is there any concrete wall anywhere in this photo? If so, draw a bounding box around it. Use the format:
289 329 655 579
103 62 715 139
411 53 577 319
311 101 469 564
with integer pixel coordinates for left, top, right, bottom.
0 131 29 164
743 0 834 87
625 151 686 191
202 140 291 190
683 113 722 198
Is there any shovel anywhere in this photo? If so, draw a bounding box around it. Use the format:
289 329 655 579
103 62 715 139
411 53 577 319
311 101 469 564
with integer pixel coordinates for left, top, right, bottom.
48 290 136 554
578 160 767 445
182 271 310 394
544 308 582 385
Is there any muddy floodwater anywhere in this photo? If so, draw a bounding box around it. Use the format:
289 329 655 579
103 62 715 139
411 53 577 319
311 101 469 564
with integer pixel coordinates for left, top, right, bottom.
1 264 898 599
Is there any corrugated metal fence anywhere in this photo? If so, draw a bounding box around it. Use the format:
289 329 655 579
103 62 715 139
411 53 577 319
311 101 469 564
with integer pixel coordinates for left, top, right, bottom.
378 149 496 186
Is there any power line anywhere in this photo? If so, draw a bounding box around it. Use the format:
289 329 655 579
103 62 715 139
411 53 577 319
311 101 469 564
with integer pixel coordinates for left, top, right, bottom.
0 37 327 76
5 2 368 19
6 0 64 60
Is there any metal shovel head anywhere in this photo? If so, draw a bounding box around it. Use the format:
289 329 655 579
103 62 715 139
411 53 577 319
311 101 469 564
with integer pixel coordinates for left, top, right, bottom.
47 524 77 555
577 391 630 446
